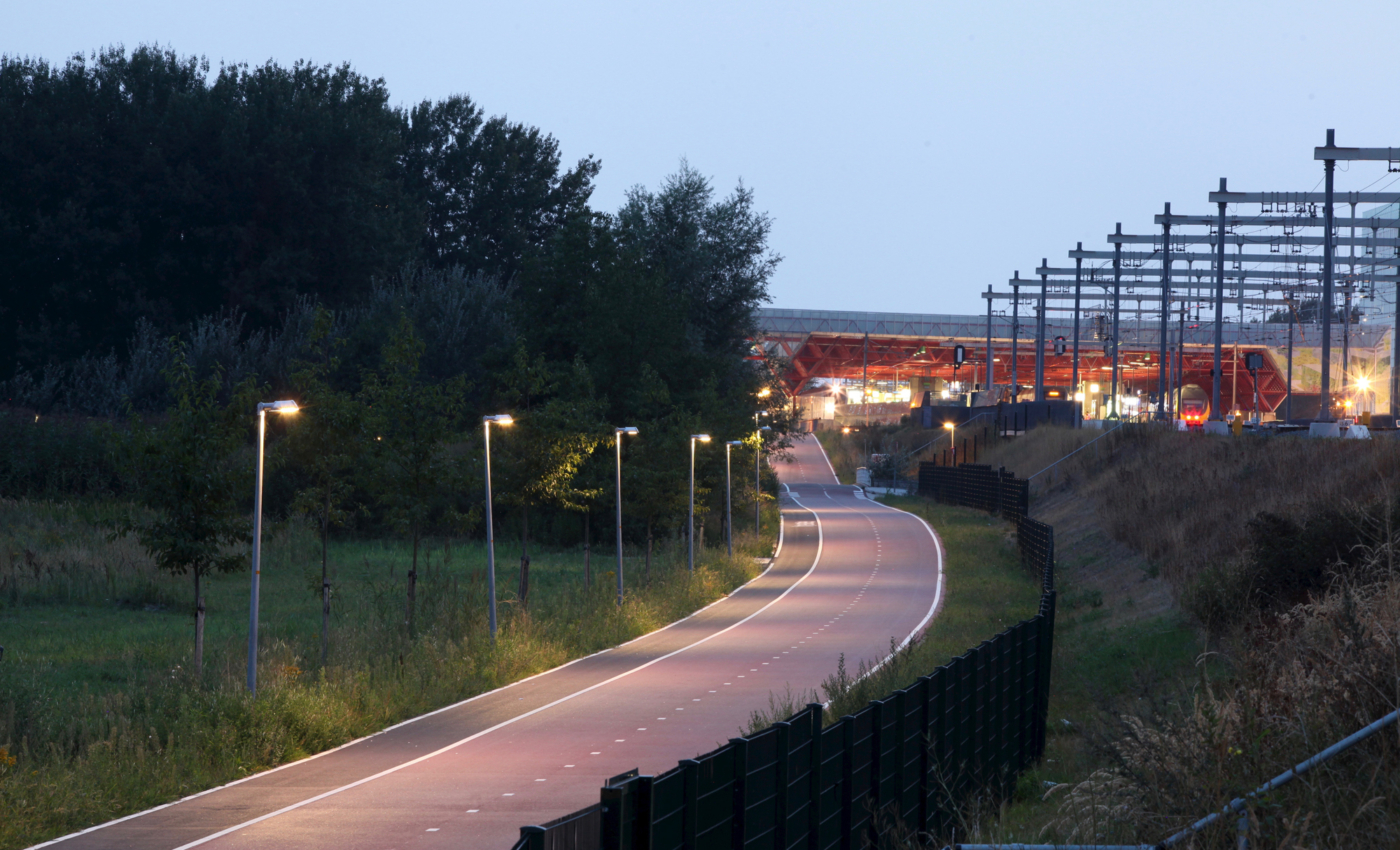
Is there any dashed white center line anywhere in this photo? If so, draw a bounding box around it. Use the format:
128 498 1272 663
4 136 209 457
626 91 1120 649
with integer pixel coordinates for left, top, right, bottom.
468 809 479 813
503 793 514 797
615 739 626 742
591 752 601 755
427 828 440 832
535 778 546 782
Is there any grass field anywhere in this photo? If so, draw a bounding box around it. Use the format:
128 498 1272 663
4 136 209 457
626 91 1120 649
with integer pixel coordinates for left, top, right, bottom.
0 499 778 849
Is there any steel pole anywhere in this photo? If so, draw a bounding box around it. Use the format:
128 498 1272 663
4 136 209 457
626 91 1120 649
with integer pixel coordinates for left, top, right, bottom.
985 284 994 391
615 432 624 607
1176 303 1186 417
1072 247 1082 408
1394 208 1400 420
247 409 266 694
485 421 498 640
1011 282 1020 401
1344 200 1356 407
1110 226 1122 419
861 334 869 427
725 445 733 558
688 438 696 574
1035 264 1047 401
1320 130 1336 421
1157 204 1172 419
1287 296 1295 422
754 414 761 533
1212 180 1227 422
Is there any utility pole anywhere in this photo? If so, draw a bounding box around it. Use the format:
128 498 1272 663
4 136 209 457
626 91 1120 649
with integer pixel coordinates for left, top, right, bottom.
1035 262 1047 402
1072 244 1083 405
1212 179 1227 424
1319 129 1336 423
1110 225 1123 419
1286 290 1295 422
985 284 994 392
1394 206 1400 420
1010 280 1020 402
1176 302 1186 417
1157 203 1172 419
862 333 869 427
1344 200 1356 407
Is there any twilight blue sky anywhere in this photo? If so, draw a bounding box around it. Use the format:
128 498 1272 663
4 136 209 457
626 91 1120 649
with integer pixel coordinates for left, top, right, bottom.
7 1 1398 316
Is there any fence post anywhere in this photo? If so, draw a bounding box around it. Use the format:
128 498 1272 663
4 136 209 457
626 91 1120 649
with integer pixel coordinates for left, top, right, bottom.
518 825 546 850
870 700 884 848
730 737 749 849
840 715 856 850
807 703 824 850
775 721 791 850
916 675 932 834
635 775 655 850
893 688 908 821
681 759 700 849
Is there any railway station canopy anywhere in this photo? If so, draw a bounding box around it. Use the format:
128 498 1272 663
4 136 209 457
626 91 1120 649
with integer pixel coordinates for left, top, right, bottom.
755 307 1393 418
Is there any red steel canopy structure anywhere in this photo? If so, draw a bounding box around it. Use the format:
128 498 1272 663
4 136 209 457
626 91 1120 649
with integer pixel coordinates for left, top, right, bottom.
755 307 1385 414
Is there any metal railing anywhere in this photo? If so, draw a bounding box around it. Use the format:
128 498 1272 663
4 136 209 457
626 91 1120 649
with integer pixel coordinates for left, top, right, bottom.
512 469 1057 850
944 708 1399 850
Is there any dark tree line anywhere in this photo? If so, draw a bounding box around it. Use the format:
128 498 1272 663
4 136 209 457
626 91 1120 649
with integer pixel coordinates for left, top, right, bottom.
0 44 793 660
0 46 596 377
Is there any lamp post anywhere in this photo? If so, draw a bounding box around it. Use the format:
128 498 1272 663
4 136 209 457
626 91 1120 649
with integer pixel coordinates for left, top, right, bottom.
725 441 742 557
614 426 639 607
247 400 298 695
483 414 513 641
753 415 771 533
689 434 711 573
943 421 955 466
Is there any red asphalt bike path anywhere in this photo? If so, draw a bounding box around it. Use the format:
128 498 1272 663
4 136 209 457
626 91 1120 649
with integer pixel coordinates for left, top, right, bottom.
36 436 944 850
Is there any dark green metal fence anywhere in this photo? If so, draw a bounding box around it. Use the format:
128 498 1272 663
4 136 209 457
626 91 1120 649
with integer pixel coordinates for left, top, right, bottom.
513 468 1055 850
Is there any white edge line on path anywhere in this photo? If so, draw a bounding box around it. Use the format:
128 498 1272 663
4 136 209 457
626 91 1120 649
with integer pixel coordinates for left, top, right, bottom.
805 437 945 680
147 499 825 849
31 512 801 850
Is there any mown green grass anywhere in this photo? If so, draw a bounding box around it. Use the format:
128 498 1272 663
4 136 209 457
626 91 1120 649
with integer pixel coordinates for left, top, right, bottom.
0 499 779 850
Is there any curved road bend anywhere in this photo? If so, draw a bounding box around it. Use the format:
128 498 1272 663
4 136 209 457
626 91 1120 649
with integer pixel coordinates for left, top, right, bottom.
39 436 943 850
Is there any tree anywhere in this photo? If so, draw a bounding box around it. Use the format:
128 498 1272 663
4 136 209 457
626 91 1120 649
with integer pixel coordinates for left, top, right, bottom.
400 95 600 281
286 308 364 665
358 314 467 636
615 160 781 359
115 343 254 680
494 347 605 605
0 46 417 376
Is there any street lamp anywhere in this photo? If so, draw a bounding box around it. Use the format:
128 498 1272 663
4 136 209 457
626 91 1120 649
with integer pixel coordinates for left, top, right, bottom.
248 400 298 695
483 414 513 641
614 426 639 607
753 413 771 533
725 441 743 557
689 434 711 573
943 421 955 466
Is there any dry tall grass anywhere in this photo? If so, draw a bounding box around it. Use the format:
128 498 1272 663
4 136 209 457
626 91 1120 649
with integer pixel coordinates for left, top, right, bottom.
1042 562 1400 847
973 425 1400 847
982 426 1400 589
